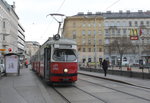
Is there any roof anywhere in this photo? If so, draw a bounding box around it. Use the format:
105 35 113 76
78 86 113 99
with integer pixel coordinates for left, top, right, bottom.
47 38 77 45
74 10 150 19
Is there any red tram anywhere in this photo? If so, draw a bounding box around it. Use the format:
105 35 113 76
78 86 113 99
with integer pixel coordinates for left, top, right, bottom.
31 37 78 83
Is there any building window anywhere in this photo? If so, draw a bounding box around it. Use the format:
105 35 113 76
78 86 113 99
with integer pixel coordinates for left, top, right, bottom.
140 21 144 26
88 30 91 35
73 22 76 28
72 31 76 39
83 48 86 52
105 39 110 44
82 30 85 36
78 48 81 51
88 39 91 44
3 21 5 28
135 21 138 27
3 35 5 40
146 21 149 26
94 48 97 52
99 48 102 52
93 30 96 35
105 29 109 35
129 21 132 27
98 30 101 35
93 22 96 27
117 29 120 35
88 23 91 27
82 39 86 45
88 48 91 52
146 29 149 35
82 22 86 27
123 29 127 35
99 39 102 44
73 34 76 39
117 21 120 26
105 21 108 27
112 29 115 35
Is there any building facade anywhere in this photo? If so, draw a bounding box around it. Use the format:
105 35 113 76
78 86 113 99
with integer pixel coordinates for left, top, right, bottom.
25 41 40 61
63 10 150 66
0 0 18 54
63 13 105 67
0 0 25 55
103 10 150 66
18 23 25 54
0 0 25 66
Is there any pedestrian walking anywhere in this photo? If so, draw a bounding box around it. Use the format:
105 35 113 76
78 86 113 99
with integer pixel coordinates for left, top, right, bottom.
25 59 28 68
102 59 108 76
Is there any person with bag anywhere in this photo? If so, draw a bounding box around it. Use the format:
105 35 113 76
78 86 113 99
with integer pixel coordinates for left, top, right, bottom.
102 59 108 76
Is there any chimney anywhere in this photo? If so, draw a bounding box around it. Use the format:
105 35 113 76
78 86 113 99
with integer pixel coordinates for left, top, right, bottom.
87 12 92 15
11 2 16 10
126 10 130 14
77 12 84 16
138 10 143 14
119 10 123 14
106 11 111 14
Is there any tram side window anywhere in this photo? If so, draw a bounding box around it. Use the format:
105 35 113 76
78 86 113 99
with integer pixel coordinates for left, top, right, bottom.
53 49 76 61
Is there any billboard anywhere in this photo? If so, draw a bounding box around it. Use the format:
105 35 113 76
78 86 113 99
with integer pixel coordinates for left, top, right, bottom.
129 29 139 40
5 54 19 74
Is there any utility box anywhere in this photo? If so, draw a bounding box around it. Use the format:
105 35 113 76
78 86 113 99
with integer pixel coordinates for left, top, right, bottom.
4 53 20 75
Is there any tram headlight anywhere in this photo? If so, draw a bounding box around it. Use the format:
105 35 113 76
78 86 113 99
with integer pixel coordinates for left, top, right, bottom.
64 68 68 73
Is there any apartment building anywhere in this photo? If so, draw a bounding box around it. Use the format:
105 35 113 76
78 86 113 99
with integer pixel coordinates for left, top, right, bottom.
63 13 105 66
63 10 150 66
18 23 25 54
103 10 150 65
0 0 25 55
25 41 40 59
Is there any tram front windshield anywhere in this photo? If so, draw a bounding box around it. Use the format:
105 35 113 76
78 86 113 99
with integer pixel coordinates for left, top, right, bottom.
53 49 77 62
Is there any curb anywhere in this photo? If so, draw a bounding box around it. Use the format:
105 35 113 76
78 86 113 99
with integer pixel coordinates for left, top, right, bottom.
78 71 150 89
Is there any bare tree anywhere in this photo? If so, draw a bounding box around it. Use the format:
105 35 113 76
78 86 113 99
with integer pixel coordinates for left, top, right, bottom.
108 36 135 69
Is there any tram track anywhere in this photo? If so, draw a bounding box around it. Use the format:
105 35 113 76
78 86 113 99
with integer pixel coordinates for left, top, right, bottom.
72 85 107 103
79 72 150 90
35 71 150 103
79 78 150 102
52 85 107 103
52 86 72 103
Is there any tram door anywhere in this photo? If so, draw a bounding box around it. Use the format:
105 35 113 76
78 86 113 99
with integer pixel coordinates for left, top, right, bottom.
44 47 51 81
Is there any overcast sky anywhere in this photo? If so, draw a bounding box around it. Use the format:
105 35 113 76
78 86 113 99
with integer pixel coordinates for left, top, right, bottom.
6 0 150 44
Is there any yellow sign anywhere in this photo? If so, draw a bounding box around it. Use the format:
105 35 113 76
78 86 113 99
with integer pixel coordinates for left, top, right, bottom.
129 29 138 36
0 49 6 51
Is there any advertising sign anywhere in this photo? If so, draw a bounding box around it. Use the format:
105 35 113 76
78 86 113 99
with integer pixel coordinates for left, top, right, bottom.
5 54 19 74
130 36 138 40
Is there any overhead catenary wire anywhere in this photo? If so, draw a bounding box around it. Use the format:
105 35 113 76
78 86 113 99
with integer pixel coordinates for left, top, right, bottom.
38 0 66 44
105 0 121 11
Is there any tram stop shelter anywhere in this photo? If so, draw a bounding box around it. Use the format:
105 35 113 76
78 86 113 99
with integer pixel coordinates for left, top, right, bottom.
4 53 20 76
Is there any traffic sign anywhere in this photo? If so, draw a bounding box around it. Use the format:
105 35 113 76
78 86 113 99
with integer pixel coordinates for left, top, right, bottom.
0 49 6 51
130 36 138 40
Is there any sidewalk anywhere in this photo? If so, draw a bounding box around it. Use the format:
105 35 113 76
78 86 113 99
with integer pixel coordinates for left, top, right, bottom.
78 70 150 89
0 67 54 103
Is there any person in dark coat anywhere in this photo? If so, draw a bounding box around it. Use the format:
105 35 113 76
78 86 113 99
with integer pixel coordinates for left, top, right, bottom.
102 59 108 76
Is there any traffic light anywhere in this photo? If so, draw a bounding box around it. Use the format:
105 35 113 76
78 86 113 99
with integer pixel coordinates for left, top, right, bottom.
8 48 12 52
